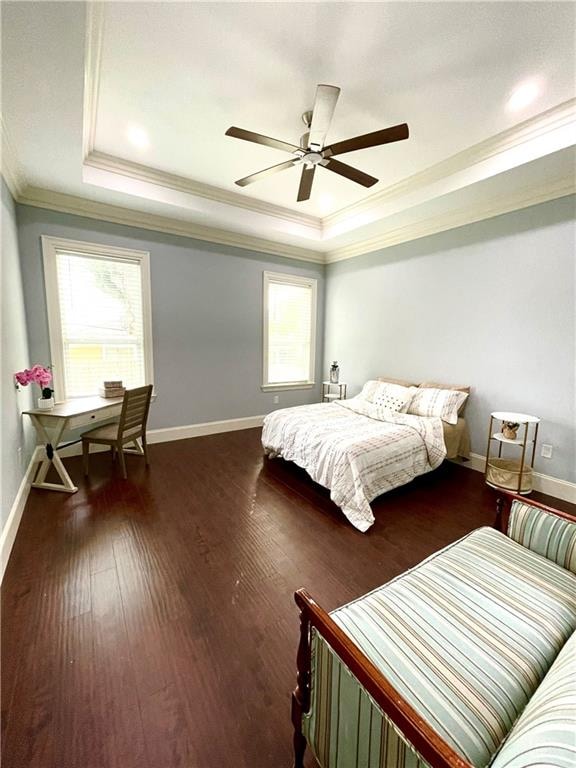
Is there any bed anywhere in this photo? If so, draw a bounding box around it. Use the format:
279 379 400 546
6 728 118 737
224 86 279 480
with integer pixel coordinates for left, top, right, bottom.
262 378 470 531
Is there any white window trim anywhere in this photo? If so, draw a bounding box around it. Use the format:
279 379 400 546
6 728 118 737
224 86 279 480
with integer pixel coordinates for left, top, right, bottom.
261 270 317 392
41 235 154 401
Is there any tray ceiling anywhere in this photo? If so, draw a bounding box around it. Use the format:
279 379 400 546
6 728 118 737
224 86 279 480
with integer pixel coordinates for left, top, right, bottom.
2 1 575 262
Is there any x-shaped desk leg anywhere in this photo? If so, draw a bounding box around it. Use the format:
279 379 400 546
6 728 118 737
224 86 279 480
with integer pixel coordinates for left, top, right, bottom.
30 414 78 493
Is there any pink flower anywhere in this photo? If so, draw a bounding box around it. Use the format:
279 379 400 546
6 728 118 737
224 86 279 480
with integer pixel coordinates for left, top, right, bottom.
14 364 52 389
30 365 52 386
14 370 30 386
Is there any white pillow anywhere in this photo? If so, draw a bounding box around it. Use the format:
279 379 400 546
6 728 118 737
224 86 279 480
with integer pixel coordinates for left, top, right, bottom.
372 382 416 413
357 380 383 402
407 387 468 425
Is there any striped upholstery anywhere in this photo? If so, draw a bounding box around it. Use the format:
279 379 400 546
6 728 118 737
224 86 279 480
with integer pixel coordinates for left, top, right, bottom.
303 527 576 768
508 500 576 573
491 630 576 768
303 631 430 768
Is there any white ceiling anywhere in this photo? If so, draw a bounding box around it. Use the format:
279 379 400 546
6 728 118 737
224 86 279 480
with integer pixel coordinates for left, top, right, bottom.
2 1 575 261
96 1 576 214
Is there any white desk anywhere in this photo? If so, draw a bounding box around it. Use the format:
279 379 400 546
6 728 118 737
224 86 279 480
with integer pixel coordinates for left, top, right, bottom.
24 396 124 493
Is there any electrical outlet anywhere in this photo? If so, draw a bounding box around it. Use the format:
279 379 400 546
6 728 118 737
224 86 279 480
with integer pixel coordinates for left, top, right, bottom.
16 446 22 468
541 444 553 459
273 395 279 404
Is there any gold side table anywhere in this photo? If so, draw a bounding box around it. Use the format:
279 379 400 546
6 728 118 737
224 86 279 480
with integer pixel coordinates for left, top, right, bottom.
484 411 540 495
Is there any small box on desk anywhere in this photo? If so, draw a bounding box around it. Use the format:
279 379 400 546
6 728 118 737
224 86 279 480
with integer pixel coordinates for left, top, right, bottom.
99 382 126 398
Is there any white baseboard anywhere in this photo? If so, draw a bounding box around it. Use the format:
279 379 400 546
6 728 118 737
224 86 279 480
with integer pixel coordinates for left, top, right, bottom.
147 414 265 443
457 452 576 504
57 414 266 457
0 450 39 584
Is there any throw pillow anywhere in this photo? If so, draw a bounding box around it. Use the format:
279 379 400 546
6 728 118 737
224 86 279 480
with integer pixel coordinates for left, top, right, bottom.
407 387 468 425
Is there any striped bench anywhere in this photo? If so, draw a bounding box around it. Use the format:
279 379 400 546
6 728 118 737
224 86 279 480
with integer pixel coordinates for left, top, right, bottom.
292 493 576 768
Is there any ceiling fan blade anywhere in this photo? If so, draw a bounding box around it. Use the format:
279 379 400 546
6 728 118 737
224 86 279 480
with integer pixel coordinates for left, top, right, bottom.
225 127 300 154
323 158 378 188
234 159 297 187
297 165 315 202
323 123 409 157
308 84 341 151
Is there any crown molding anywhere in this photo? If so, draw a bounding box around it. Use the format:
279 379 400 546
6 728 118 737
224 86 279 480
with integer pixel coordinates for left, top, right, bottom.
83 1 104 159
16 171 573 268
81 94 576 247
325 174 576 263
84 150 321 233
14 10 576 271
81 2 575 250
17 186 325 264
1 117 27 198
82 2 320 236
324 97 576 234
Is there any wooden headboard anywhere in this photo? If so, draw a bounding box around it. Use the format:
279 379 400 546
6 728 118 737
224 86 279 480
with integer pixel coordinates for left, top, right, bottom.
377 376 419 387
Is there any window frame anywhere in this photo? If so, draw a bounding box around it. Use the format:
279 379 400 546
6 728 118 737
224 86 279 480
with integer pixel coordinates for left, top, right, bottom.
41 235 154 401
261 270 317 392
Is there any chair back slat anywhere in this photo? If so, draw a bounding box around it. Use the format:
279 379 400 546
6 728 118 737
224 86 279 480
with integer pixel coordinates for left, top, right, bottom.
118 385 153 439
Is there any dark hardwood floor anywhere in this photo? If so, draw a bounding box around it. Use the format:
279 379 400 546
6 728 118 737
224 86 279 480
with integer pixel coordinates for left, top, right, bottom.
2 428 574 768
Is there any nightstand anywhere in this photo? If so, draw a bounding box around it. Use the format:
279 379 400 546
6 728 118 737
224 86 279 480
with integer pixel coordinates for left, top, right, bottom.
322 381 347 403
484 411 540 494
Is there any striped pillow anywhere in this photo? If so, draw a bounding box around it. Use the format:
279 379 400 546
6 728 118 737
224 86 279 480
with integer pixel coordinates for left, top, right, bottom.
508 500 576 573
490 630 576 768
407 387 468 425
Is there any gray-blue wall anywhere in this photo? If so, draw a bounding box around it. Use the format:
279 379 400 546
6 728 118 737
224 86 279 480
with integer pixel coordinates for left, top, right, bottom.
16 205 325 431
324 196 576 482
1 180 33 528
10 193 576 499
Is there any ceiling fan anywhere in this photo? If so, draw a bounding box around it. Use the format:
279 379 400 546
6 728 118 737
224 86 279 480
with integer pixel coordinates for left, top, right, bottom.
225 84 409 202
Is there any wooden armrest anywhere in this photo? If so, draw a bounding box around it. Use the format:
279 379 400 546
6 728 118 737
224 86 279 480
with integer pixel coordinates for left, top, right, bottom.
495 491 576 534
292 588 473 768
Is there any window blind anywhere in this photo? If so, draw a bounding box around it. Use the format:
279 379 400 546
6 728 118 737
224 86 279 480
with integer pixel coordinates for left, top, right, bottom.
265 276 315 385
55 251 147 397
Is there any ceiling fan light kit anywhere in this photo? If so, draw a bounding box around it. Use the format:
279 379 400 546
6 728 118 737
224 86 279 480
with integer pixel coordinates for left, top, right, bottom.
225 84 409 202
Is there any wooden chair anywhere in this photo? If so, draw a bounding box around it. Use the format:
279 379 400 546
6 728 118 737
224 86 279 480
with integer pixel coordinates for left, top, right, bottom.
82 385 153 480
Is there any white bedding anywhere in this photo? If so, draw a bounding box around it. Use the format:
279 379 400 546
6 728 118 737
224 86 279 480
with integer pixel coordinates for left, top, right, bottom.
262 397 446 531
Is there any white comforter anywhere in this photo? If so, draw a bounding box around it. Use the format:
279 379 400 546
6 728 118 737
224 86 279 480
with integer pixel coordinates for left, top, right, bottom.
262 398 446 531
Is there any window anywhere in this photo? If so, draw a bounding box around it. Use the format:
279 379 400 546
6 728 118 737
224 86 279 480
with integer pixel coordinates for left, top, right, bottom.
262 271 317 390
42 236 153 400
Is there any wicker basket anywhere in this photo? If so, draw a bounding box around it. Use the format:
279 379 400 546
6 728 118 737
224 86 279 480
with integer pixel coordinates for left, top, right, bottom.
486 458 532 493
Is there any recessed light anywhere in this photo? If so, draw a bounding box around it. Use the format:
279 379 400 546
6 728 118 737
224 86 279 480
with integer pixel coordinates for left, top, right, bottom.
507 79 542 113
126 125 150 150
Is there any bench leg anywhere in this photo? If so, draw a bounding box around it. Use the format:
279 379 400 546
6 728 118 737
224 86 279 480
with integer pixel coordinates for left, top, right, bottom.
293 725 306 768
292 594 311 768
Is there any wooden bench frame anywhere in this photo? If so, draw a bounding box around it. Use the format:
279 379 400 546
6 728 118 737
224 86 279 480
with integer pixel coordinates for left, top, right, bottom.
291 491 576 768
